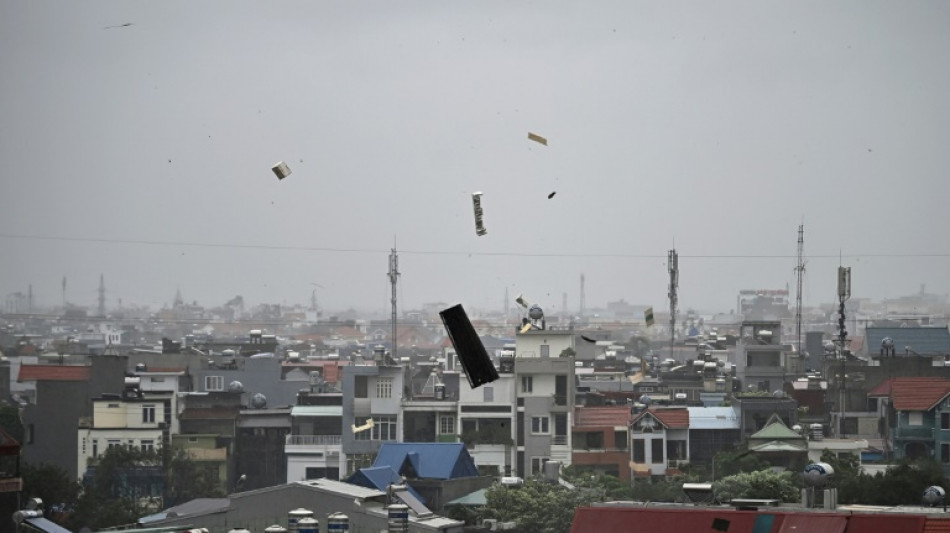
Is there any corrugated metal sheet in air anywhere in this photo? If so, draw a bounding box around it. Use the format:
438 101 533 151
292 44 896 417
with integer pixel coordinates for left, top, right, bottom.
777 514 846 533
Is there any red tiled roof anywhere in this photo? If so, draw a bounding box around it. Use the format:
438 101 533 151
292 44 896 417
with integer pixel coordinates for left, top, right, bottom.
17 365 90 382
631 407 689 429
868 377 950 411
574 406 632 428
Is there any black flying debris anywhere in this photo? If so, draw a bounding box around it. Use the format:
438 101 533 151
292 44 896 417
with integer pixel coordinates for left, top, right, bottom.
580 335 597 343
440 304 498 389
104 22 134 29
548 191 556 199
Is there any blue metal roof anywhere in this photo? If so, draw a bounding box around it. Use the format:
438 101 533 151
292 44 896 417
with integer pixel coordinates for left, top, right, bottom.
865 327 950 356
344 466 426 502
373 442 479 480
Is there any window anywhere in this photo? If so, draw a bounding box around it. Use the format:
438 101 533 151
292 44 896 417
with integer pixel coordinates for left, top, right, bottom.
92 439 98 458
633 439 645 462
107 439 121 449
531 457 549 474
521 376 533 393
376 378 393 398
942 413 950 430
614 431 627 450
372 415 397 441
483 387 494 402
440 416 455 435
540 345 550 358
205 375 223 391
142 405 156 424
150 377 165 382
141 440 155 452
531 416 550 434
909 412 924 426
108 403 120 408
943 444 950 463
651 439 664 464
355 376 368 398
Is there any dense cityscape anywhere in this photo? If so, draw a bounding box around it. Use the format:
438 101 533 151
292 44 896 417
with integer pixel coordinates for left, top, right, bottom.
1 270 950 532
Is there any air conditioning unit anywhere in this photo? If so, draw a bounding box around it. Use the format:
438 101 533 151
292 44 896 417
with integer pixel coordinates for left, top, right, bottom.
482 519 498 530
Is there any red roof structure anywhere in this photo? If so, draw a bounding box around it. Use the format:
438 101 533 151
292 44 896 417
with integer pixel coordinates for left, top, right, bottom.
631 407 689 429
867 377 950 411
17 365 90 382
575 406 632 428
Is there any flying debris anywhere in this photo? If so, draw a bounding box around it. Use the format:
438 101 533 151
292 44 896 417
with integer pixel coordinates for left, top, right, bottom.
352 419 375 434
580 335 596 343
471 191 487 236
104 22 134 29
527 132 548 146
548 191 556 199
272 161 292 180
440 304 498 388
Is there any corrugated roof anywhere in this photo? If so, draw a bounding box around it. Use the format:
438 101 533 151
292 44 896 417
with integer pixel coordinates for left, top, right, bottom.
17 364 90 382
866 327 950 356
869 377 950 411
632 408 689 429
686 407 740 430
291 405 342 417
749 415 803 441
373 442 479 480
575 406 631 427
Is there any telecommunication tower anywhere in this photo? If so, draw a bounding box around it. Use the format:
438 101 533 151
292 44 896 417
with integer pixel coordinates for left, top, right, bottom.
668 249 679 356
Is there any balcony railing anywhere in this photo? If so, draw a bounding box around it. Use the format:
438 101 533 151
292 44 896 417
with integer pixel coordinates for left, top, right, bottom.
552 435 568 446
894 427 934 440
285 435 342 447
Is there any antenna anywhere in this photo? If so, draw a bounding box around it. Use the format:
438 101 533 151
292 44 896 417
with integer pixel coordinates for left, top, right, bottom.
668 248 678 358
579 273 586 317
98 274 106 317
795 225 806 357
389 245 400 362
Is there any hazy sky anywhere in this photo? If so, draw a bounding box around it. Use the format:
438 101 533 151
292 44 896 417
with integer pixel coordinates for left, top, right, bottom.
2 1 949 316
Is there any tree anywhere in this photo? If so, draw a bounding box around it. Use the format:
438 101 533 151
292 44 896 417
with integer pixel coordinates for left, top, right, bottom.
0 402 24 443
482 480 599 533
21 463 81 521
714 470 799 503
712 449 770 479
164 446 226 506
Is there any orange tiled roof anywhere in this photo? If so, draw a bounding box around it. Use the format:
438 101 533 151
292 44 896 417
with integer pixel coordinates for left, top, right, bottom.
575 406 632 427
17 365 90 382
632 407 689 429
873 377 950 411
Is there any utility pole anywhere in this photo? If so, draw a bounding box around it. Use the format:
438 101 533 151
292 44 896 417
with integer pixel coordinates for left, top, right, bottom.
835 266 851 437
668 249 679 358
579 273 586 317
795 225 806 359
98 274 106 317
388 246 400 363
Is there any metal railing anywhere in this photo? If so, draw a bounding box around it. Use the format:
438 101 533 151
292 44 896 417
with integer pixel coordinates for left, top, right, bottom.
285 435 342 446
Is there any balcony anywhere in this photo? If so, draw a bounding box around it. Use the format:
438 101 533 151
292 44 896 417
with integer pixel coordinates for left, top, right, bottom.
285 434 342 455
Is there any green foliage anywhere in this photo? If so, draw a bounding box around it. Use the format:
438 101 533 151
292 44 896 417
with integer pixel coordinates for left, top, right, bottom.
0 402 24 443
561 465 634 500
713 450 770 478
164 446 226 506
559 347 577 358
827 456 948 506
482 480 599 533
65 446 163 530
714 469 800 503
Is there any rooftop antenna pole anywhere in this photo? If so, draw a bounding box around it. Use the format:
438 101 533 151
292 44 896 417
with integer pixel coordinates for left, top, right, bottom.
795 224 806 359
835 264 851 437
388 242 400 363
98 274 106 317
579 273 586 317
668 248 679 358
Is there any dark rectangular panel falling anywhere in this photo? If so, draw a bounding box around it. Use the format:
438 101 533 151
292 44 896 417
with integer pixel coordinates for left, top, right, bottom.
711 517 730 531
439 304 499 389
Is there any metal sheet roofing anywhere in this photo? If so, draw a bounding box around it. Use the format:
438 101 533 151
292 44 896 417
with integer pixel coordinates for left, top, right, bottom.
574 406 632 427
373 442 479 480
687 407 740 430
865 327 950 356
290 405 342 417
17 364 90 382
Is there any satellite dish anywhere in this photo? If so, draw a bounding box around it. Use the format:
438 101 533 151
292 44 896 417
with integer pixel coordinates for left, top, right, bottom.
640 395 652 405
803 462 834 487
228 381 244 393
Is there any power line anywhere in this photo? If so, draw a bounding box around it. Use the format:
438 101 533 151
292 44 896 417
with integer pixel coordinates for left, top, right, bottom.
2 232 950 260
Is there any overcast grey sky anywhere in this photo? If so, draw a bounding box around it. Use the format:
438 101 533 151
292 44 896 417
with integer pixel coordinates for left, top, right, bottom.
2 1 949 315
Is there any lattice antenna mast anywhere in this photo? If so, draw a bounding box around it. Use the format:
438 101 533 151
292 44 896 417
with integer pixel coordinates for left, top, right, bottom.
98 274 106 317
579 273 586 317
388 246 400 362
668 249 679 357
795 225 806 356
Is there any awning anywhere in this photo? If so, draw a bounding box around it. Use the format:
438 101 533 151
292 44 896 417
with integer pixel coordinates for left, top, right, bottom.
777 515 847 533
23 518 73 533
446 488 487 506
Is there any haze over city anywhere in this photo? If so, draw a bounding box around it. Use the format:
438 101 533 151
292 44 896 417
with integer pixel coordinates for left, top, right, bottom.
2 1 949 315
